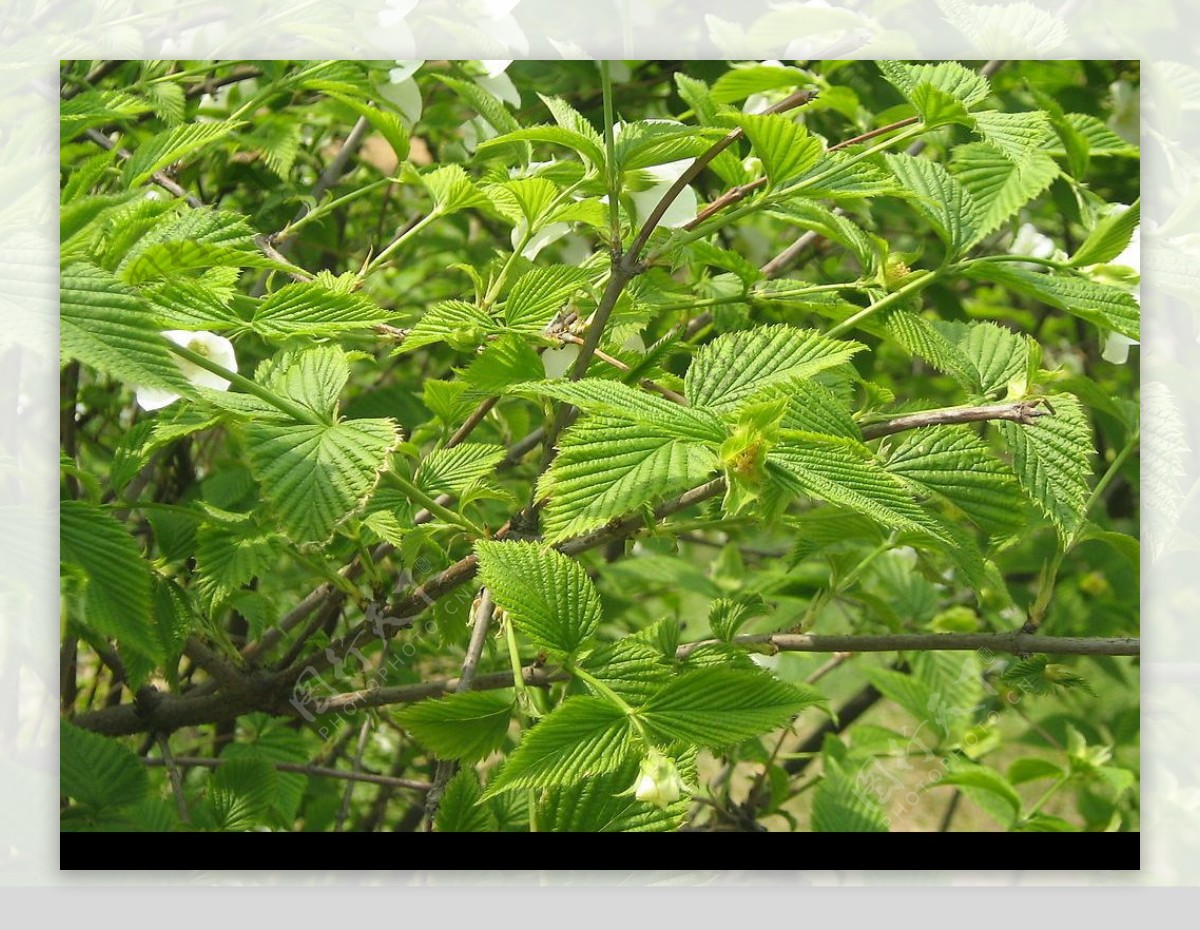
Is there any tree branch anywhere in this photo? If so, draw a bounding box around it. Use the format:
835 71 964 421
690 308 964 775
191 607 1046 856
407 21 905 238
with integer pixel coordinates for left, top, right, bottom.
860 400 1052 439
142 755 431 792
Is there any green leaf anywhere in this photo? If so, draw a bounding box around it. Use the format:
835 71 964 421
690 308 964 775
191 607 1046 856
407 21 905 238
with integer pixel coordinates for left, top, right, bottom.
537 416 717 543
503 265 592 333
811 756 890 832
194 515 279 606
577 639 674 705
793 152 901 200
614 120 725 172
434 75 522 135
1009 756 1065 785
1070 200 1140 268
481 696 635 798
965 262 1139 341
416 443 506 496
60 500 158 663
220 720 310 825
61 262 194 396
477 125 605 168
436 769 499 832
400 299 498 353
733 113 824 188
60 721 150 811
61 89 154 136
259 345 350 419
202 758 277 832
997 394 1092 539
878 60 990 113
252 281 394 338
950 143 1060 242
885 153 978 256
639 667 822 747
768 435 943 539
539 94 606 164
768 200 882 276
397 691 514 763
515 379 728 443
711 63 808 104
952 320 1034 397
122 120 242 186
326 92 410 163
537 754 694 832
420 165 492 215
485 177 560 227
936 759 1022 825
885 426 1023 532
972 109 1051 164
685 324 864 413
476 540 603 657
459 334 543 395
244 417 400 544
709 594 770 641
883 308 977 391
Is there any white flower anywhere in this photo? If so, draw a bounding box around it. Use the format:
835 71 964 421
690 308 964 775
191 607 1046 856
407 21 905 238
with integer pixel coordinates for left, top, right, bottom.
541 343 579 379
380 60 425 126
136 330 237 411
1108 80 1139 145
1007 221 1060 270
480 59 512 78
1101 332 1138 365
512 220 570 260
632 752 688 809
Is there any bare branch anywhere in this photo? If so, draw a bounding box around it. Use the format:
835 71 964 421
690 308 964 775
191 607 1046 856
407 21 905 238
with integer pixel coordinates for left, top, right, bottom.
860 400 1052 440
143 755 431 792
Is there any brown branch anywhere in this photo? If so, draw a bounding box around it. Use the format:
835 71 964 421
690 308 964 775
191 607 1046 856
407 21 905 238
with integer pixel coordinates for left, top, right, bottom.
143 756 431 792
860 400 1052 440
423 588 496 828
678 632 1140 662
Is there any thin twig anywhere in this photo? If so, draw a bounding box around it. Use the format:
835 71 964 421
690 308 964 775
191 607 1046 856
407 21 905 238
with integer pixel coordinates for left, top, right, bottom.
423 589 496 829
156 733 191 824
336 718 373 832
142 756 431 792
860 400 1052 439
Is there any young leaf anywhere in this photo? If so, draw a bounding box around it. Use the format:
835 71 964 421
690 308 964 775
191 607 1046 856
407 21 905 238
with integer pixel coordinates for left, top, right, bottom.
481 696 636 798
767 434 944 539
1069 200 1140 268
997 394 1093 539
60 500 159 663
415 443 506 496
397 691 515 763
201 758 278 832
537 416 718 543
810 756 890 832
122 120 242 186
61 262 195 396
884 426 1023 532
964 262 1140 341
885 153 978 256
639 667 823 747
475 540 603 657
252 282 394 338
502 265 592 333
733 113 824 188
950 143 1060 242
400 299 498 353
515 379 728 443
60 721 150 811
972 109 1051 164
244 418 400 544
421 164 493 215
685 324 864 413
436 769 499 833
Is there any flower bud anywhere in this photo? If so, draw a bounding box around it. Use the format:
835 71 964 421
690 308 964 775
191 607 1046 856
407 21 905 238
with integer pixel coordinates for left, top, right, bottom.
633 752 688 809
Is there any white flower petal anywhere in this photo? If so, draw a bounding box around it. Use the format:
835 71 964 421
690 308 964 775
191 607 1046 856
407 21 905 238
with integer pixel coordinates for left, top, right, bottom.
513 221 570 260
542 344 580 379
135 331 237 411
631 180 697 229
135 385 181 411
1102 332 1138 365
379 76 423 125
480 58 512 78
388 59 424 84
